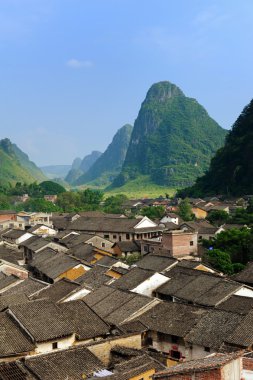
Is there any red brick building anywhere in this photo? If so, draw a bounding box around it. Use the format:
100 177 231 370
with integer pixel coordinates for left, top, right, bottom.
153 352 243 380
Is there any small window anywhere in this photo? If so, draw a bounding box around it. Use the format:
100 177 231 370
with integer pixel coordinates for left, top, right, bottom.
113 235 117 239
199 236 202 240
104 234 109 239
170 350 181 360
52 342 58 349
101 242 105 248
204 347 210 352
171 335 179 344
19 224 23 227
126 233 130 240
144 245 148 252
190 241 194 246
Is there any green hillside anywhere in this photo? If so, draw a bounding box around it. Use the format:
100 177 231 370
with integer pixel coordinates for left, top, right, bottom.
178 99 253 197
0 138 46 186
113 81 227 189
74 124 133 186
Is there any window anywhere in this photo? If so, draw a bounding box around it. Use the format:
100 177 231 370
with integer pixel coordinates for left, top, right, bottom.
170 350 181 360
126 233 130 240
199 236 202 240
19 224 23 227
104 234 109 239
101 243 105 248
204 347 210 352
52 342 58 349
171 335 179 344
190 241 194 246
144 245 148 252
113 235 117 239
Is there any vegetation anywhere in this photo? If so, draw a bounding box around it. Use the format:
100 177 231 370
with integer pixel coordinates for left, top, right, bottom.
65 151 102 184
56 189 103 212
178 99 253 197
178 198 194 221
105 175 176 199
113 81 227 188
204 248 234 275
16 198 61 213
0 138 46 186
73 125 133 186
202 227 253 274
103 194 128 214
141 205 165 219
206 210 230 226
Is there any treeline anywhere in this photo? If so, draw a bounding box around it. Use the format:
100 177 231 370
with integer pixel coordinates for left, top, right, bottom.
0 181 130 214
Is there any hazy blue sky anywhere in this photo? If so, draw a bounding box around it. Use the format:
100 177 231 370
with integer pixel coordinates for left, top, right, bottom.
1 0 253 165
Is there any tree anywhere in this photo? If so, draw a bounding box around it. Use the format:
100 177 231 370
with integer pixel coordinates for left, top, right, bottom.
141 205 165 219
39 181 66 195
204 228 253 265
79 189 104 208
206 210 230 226
178 198 194 221
21 198 61 212
203 248 234 275
56 192 81 212
103 194 128 214
0 193 11 210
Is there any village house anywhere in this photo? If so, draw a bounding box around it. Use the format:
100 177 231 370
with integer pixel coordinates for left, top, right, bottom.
27 224 57 237
153 351 244 380
44 194 57 203
54 215 164 242
2 229 33 247
17 212 52 227
160 213 180 225
7 300 75 354
29 248 90 283
162 230 198 258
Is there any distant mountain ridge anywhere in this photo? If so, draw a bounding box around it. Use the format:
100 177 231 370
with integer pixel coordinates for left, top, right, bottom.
74 124 133 186
179 99 253 196
65 151 102 184
40 165 71 179
112 81 227 188
0 138 46 185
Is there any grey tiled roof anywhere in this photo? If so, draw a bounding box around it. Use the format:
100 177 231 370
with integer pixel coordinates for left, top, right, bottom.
3 277 48 297
133 301 205 338
9 300 74 343
185 309 243 350
59 300 110 340
0 292 29 311
0 312 35 357
226 309 253 347
23 345 104 380
232 262 253 285
111 267 155 291
30 251 80 280
0 275 20 292
154 352 242 377
0 361 36 379
217 295 253 315
76 265 111 289
31 278 80 303
136 254 176 272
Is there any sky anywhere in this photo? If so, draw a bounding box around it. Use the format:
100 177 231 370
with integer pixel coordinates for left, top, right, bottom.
0 0 253 166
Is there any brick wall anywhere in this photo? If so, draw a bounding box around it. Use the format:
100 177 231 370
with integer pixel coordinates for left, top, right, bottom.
154 368 222 380
243 357 253 371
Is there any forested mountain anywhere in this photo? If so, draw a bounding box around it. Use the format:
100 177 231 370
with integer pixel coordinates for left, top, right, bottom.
178 99 253 197
74 124 133 186
0 138 46 185
112 81 227 188
65 151 102 184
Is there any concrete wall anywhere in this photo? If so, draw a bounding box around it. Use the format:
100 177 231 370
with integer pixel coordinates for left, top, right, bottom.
131 273 169 297
35 333 75 354
87 334 142 366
